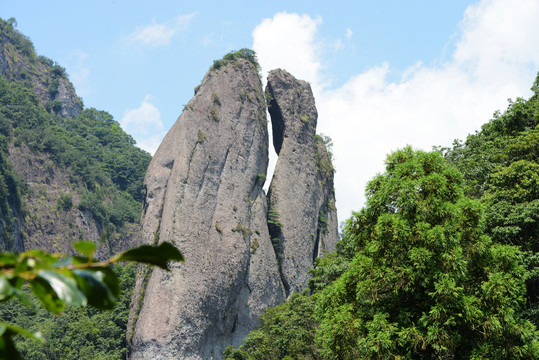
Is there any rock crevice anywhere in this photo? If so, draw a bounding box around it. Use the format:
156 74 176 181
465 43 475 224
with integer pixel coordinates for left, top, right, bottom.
128 62 338 359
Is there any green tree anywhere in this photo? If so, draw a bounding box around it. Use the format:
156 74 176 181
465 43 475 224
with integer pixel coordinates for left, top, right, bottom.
441 75 539 322
316 147 538 359
224 292 321 360
0 263 136 359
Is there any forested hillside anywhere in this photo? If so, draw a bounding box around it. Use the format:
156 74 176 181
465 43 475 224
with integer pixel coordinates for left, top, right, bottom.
0 17 151 358
0 17 151 256
224 76 539 359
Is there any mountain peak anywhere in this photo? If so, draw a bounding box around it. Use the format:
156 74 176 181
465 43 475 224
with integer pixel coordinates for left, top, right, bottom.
128 57 338 359
0 18 82 117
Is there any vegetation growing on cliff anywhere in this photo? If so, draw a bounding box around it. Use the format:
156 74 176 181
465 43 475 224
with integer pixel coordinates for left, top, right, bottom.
0 17 151 242
0 77 151 213
315 134 334 181
211 48 261 74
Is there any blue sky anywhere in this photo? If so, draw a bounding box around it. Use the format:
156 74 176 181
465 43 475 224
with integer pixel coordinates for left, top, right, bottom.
2 0 539 222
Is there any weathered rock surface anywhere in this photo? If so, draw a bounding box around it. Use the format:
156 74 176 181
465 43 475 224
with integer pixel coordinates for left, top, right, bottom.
128 58 285 360
4 143 136 257
266 69 339 295
128 61 339 359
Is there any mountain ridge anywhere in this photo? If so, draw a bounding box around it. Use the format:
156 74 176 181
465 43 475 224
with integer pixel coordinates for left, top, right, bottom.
0 17 150 257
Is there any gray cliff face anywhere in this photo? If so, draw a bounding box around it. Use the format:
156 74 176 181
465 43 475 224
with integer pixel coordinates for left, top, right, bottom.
266 69 338 295
128 59 285 360
128 63 338 359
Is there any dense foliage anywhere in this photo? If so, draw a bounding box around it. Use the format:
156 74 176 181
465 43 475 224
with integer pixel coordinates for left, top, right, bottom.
0 263 135 359
317 148 536 359
443 75 539 252
440 75 539 323
0 148 25 248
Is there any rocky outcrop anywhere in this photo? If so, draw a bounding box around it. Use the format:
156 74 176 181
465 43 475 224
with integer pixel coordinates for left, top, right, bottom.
266 69 338 295
128 58 285 360
0 20 82 117
128 59 338 359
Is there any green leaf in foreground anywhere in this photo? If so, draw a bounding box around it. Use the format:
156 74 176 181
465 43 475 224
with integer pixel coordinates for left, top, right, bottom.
0 325 21 360
33 270 86 312
0 234 184 357
73 267 120 310
29 277 65 314
0 254 17 267
0 276 13 301
0 321 44 360
72 241 98 258
115 242 184 271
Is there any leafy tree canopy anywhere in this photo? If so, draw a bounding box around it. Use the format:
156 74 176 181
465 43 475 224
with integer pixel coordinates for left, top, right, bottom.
440 74 539 321
316 147 538 359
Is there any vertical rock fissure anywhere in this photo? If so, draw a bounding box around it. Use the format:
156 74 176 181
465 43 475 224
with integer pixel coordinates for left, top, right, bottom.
266 198 289 296
266 89 285 155
313 203 329 263
313 229 321 264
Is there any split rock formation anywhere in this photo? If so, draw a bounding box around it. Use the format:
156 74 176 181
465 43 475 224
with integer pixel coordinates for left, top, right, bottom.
128 58 338 359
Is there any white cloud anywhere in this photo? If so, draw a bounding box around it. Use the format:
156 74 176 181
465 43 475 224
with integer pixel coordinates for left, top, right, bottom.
133 134 167 155
121 95 165 154
124 13 195 47
345 28 353 40
253 0 539 222
253 12 323 93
